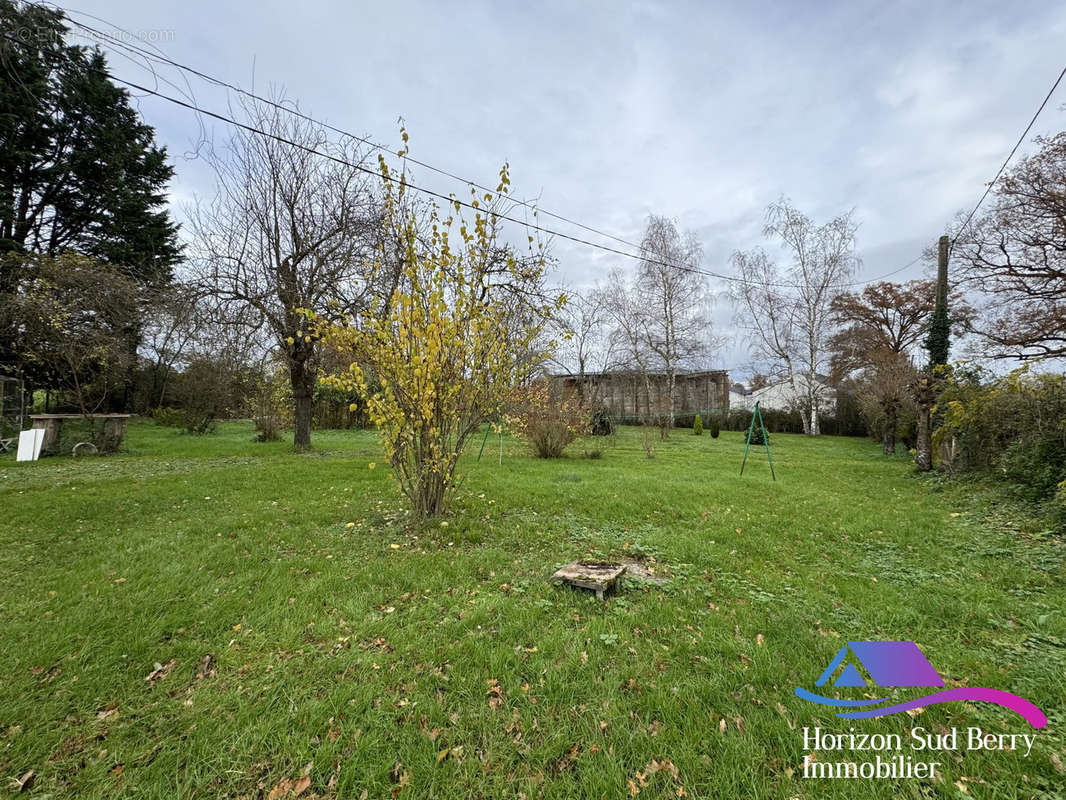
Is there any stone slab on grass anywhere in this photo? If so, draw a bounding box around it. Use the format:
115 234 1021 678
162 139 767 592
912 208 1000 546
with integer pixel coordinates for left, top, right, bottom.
552 561 626 599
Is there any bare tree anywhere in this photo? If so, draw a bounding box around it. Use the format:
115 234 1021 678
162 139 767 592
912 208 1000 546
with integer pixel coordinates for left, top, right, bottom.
951 132 1066 360
601 216 712 435
189 94 380 449
601 268 658 420
731 199 859 435
140 283 210 409
635 215 712 432
547 285 614 398
855 351 917 455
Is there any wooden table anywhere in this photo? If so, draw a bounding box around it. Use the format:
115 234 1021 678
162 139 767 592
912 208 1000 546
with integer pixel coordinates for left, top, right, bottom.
29 414 131 455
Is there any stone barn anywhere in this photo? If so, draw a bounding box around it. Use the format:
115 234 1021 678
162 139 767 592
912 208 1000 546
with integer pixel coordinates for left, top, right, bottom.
551 369 730 422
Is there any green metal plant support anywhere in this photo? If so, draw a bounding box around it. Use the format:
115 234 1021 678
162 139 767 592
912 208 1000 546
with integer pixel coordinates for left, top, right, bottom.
740 401 776 481
477 413 503 465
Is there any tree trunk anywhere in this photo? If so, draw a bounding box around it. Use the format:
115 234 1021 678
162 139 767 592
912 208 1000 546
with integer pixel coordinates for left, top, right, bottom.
882 405 897 455
911 372 935 472
915 403 932 471
664 371 675 437
289 356 315 451
116 326 141 413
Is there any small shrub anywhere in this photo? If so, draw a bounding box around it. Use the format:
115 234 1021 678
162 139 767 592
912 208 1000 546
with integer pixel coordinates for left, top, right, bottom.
152 407 185 428
710 417 720 438
182 410 218 435
693 414 703 436
153 405 215 435
252 373 292 442
583 448 603 459
253 410 283 442
641 425 656 458
507 380 589 458
748 425 768 446
589 408 614 437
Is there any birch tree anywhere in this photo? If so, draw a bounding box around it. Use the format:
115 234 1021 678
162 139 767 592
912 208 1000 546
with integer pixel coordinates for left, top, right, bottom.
636 215 711 431
601 215 711 435
731 200 859 435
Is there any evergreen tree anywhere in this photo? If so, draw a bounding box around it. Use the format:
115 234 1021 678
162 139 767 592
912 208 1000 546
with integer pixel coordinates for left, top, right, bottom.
0 1 180 405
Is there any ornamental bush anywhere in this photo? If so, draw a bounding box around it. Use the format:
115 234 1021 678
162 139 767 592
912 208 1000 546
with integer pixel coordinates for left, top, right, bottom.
320 145 560 519
252 372 293 442
507 380 589 458
710 417 720 438
693 414 703 435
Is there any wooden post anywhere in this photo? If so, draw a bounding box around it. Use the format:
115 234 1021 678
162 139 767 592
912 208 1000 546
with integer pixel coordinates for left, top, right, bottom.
914 236 949 472
935 235 949 311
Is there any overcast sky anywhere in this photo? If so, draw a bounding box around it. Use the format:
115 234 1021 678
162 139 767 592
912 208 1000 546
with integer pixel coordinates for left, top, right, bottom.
64 0 1066 376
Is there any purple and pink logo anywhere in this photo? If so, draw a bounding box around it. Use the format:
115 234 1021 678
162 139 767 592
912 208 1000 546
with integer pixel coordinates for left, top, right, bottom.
794 641 1046 729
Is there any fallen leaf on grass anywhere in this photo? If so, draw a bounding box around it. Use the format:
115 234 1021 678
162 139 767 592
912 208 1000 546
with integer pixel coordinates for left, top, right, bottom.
13 771 35 792
266 778 292 799
389 763 411 797
292 775 311 795
97 705 118 720
644 759 679 779
487 678 505 711
359 638 393 652
266 774 312 799
550 744 580 775
145 660 176 685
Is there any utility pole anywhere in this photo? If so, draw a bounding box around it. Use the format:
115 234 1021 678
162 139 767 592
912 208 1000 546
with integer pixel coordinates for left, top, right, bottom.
914 234 950 472
926 235 950 368
936 235 949 308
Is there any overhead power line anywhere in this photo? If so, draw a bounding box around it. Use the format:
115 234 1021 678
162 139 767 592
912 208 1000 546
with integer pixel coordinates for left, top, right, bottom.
9 5 948 289
0 31 731 282
52 5 932 292
40 6 650 253
951 64 1066 251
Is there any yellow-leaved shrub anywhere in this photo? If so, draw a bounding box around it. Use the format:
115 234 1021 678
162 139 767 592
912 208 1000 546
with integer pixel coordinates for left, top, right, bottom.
320 137 563 518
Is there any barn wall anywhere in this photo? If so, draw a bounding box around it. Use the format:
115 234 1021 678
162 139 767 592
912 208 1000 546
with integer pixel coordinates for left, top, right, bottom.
552 371 730 421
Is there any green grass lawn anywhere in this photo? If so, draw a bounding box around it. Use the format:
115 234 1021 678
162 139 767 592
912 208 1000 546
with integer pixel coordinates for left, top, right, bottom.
1 422 1063 799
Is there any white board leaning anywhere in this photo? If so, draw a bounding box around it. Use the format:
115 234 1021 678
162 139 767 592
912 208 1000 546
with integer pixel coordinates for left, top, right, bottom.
16 429 44 461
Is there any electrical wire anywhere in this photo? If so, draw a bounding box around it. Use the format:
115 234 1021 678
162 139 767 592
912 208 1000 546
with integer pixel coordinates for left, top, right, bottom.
5 7 945 289
950 64 1066 250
